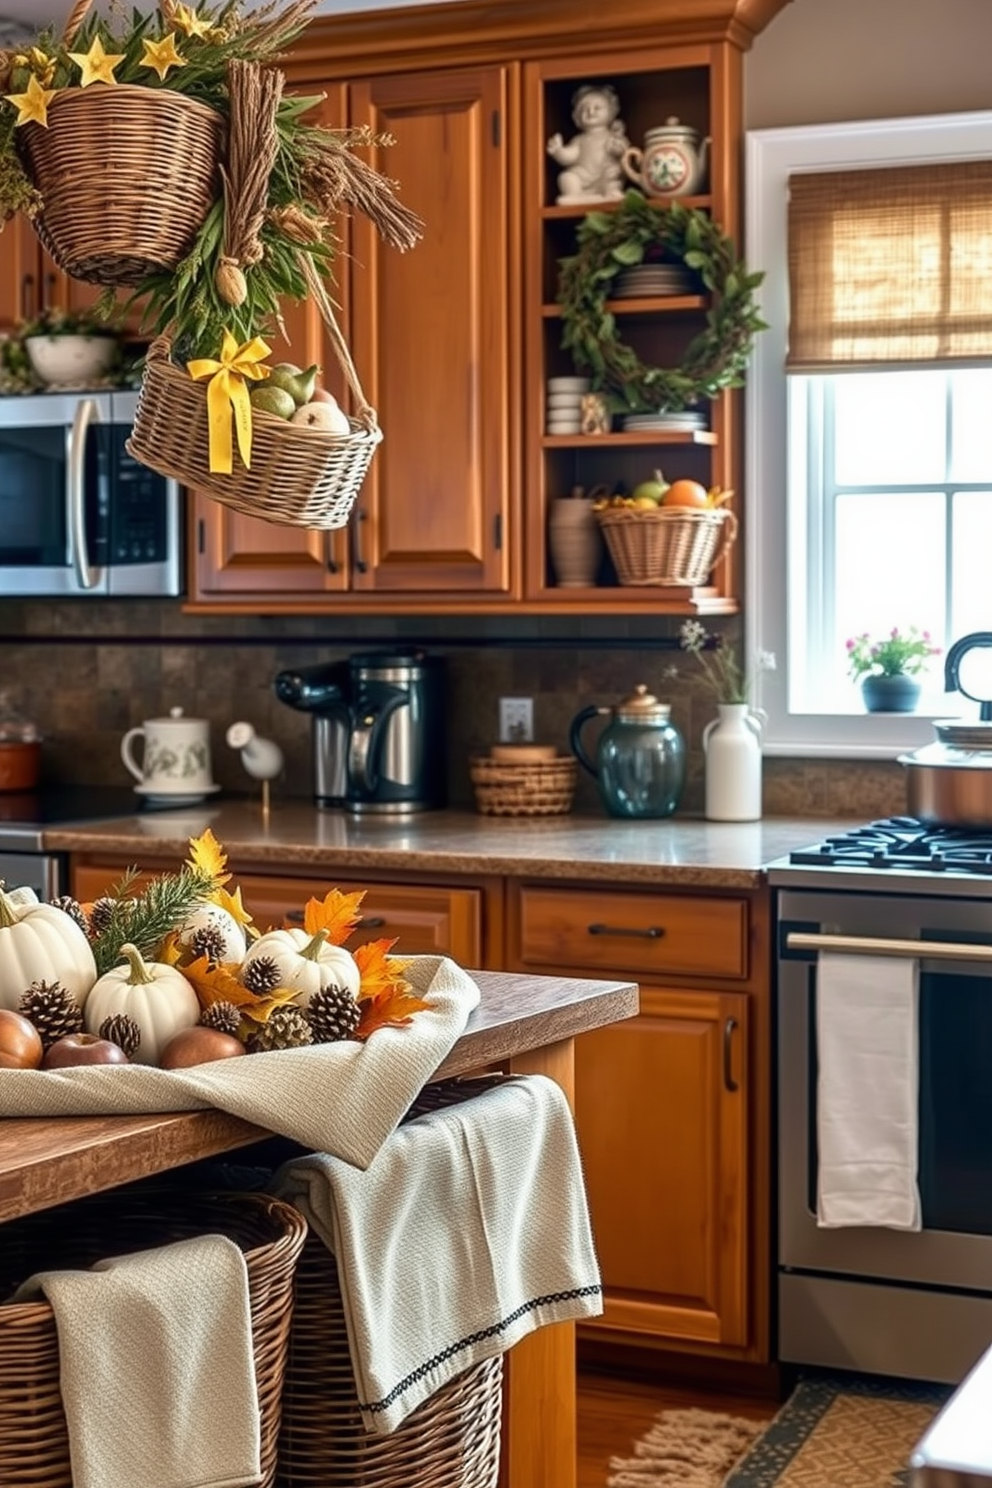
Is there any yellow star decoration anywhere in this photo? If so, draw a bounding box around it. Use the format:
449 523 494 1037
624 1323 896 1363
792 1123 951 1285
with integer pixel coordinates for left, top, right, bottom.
140 32 186 81
172 3 213 39
6 73 57 128
68 35 126 88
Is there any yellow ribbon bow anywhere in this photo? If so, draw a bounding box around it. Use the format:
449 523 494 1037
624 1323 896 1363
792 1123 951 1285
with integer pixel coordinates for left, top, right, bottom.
188 331 271 475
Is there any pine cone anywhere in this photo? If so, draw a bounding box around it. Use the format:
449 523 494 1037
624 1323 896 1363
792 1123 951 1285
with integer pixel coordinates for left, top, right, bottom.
187 924 227 965
307 983 361 1043
247 1006 314 1053
87 896 119 937
99 1013 141 1058
50 895 90 935
241 956 281 995
18 980 84 1049
200 1001 242 1037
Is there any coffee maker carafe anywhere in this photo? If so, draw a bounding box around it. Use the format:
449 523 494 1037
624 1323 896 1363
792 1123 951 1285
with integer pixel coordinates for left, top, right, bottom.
273 650 446 813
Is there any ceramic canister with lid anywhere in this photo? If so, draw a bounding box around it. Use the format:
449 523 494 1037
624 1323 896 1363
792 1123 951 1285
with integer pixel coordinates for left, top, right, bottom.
569 684 686 818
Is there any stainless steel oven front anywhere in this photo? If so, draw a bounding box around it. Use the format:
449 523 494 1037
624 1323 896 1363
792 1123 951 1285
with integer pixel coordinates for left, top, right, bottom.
778 885 992 1385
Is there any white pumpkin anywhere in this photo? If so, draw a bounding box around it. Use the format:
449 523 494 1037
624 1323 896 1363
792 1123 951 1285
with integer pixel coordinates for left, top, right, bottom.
241 928 361 1009
84 943 200 1066
177 902 247 964
0 887 97 1013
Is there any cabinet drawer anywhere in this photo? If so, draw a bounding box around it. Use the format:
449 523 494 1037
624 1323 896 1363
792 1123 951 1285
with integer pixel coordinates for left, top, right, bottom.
240 876 482 967
516 886 748 981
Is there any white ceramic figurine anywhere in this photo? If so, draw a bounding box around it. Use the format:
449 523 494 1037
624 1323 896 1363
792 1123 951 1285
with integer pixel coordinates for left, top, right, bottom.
547 84 629 205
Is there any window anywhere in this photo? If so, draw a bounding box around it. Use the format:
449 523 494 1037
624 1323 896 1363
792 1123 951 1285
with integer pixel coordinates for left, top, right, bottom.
745 112 992 757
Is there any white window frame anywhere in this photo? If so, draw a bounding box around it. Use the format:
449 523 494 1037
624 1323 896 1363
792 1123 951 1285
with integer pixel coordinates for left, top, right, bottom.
745 110 992 758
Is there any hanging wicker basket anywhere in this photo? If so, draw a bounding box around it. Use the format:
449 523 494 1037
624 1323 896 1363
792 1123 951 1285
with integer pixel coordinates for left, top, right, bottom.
595 505 737 587
18 50 224 286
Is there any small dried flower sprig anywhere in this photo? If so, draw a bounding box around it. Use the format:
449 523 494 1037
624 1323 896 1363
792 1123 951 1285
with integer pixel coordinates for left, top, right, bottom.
846 626 940 681
679 620 776 705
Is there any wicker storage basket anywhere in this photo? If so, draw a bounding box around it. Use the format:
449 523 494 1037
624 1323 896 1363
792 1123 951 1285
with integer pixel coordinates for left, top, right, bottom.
0 1188 307 1488
470 753 578 816
19 84 224 287
596 505 737 587
278 1079 507 1488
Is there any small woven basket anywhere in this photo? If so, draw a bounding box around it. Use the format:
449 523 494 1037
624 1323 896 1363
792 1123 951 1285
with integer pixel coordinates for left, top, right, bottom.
18 82 224 287
0 1188 307 1488
278 1079 506 1488
596 505 737 587
470 753 578 816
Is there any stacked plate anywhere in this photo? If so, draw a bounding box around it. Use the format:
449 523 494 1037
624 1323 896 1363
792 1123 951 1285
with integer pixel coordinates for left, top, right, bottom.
621 410 708 433
546 375 590 435
612 264 695 298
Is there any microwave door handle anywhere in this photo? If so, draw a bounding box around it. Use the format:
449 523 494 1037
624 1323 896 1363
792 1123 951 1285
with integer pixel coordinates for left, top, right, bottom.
787 931 992 963
68 398 100 589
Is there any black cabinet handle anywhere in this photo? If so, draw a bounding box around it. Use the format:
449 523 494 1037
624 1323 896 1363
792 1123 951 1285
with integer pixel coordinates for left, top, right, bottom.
352 508 368 574
285 910 387 930
587 922 664 940
723 1016 739 1093
21 274 35 321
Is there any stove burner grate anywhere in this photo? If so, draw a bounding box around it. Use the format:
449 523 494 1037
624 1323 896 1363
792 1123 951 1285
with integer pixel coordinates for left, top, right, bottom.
789 817 992 874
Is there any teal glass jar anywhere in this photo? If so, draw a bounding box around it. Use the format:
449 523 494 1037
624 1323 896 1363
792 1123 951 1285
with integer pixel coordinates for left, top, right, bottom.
569 684 686 819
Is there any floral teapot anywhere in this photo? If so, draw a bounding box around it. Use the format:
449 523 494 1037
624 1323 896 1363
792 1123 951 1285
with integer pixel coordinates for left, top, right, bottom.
621 117 710 199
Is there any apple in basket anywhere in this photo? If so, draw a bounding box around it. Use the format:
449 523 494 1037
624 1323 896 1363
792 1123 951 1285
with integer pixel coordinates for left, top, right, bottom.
0 1008 43 1069
42 1032 130 1068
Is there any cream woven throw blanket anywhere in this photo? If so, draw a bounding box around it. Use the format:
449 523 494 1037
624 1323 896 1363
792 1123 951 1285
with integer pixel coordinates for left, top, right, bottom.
11 1233 261 1488
272 1073 604 1434
0 955 479 1170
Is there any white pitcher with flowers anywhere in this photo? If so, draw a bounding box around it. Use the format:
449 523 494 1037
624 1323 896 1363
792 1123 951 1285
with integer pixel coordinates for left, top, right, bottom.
680 621 776 822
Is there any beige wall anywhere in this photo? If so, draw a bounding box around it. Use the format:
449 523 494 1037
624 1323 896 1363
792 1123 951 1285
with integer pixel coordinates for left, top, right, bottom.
746 0 992 130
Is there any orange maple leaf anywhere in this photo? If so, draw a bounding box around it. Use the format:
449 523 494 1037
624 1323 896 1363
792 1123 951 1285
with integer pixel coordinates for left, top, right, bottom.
186 828 231 887
302 888 367 945
353 937 413 997
183 954 267 1011
356 983 431 1040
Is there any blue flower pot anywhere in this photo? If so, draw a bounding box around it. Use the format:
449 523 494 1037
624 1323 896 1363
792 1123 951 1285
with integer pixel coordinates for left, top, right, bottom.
861 674 921 714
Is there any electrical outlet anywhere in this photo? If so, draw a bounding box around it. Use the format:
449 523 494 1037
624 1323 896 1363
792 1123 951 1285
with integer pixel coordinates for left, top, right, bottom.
499 697 534 743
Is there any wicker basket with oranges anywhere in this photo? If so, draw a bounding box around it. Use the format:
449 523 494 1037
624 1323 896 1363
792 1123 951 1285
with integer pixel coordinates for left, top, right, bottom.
593 477 737 587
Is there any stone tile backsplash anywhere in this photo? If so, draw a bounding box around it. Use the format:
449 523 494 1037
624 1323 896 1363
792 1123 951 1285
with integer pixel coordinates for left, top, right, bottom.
0 600 907 820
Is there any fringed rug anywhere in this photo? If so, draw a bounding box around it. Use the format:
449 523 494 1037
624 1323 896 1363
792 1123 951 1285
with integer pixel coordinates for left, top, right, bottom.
607 1371 953 1488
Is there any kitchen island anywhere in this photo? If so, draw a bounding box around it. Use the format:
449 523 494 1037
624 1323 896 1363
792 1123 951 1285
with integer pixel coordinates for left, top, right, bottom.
0 967 638 1488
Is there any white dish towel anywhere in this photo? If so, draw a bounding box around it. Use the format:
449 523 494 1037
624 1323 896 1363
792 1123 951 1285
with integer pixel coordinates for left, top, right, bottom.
11 1233 262 1488
272 1073 603 1435
816 950 922 1230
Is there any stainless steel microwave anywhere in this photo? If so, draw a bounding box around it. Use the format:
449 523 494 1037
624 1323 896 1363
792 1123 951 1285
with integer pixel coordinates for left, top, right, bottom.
0 391 182 597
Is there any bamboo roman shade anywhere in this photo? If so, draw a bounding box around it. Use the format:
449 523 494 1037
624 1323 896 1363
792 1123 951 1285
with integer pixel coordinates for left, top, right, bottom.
787 160 992 371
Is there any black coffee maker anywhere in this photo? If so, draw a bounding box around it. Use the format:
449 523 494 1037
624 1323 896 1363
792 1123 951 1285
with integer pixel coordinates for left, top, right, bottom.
274 649 446 813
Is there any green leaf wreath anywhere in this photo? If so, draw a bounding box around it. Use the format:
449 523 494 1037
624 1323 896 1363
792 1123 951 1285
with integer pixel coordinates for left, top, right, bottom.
556 191 767 415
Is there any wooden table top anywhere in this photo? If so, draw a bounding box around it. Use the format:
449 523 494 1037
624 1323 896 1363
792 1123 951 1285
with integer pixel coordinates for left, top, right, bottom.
0 969 637 1223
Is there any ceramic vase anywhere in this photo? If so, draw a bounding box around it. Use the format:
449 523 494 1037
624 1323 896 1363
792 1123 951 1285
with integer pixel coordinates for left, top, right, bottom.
861 674 921 714
548 497 602 587
702 703 765 822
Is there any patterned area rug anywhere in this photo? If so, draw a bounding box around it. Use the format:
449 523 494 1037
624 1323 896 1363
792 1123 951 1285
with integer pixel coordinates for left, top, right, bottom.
607 1372 952 1488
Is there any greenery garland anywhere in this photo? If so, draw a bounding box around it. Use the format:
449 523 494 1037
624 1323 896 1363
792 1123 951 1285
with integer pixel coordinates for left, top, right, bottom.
556 191 767 414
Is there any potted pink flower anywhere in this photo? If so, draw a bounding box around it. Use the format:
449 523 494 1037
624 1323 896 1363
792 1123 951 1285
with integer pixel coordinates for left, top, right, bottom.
846 626 941 713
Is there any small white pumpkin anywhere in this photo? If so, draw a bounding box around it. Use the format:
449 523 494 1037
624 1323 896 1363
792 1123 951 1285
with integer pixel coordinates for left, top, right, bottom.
0 887 97 1013
84 943 200 1066
177 902 248 964
241 927 361 1009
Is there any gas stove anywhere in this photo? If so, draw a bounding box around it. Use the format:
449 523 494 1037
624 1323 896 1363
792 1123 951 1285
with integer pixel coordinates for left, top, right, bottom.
767 817 992 896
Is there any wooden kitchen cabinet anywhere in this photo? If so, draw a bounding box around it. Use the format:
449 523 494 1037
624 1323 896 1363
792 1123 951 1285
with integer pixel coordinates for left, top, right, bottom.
187 65 513 611
507 876 772 1363
184 0 783 616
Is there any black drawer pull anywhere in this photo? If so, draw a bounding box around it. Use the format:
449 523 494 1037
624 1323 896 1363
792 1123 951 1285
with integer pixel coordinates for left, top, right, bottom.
587 922 664 940
285 910 387 929
723 1017 739 1093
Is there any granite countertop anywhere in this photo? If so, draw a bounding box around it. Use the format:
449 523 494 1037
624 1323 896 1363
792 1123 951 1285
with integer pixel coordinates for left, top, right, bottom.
44 802 852 888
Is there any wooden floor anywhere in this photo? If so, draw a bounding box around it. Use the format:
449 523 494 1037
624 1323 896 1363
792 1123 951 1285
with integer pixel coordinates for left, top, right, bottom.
578 1369 780 1488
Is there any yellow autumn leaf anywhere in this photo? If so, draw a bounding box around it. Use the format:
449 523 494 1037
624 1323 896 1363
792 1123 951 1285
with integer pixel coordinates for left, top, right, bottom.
238 987 305 1024
183 953 261 1010
211 884 258 938
302 888 367 945
186 828 231 886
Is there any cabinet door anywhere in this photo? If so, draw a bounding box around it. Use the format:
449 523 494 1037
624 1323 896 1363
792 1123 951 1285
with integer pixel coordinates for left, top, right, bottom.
575 986 749 1348
347 67 512 595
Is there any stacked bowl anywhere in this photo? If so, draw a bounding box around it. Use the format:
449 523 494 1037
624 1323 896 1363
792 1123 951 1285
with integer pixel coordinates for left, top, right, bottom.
546 376 590 436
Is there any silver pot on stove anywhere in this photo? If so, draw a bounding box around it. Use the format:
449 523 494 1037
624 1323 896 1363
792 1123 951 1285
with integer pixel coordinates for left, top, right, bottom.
899 631 992 827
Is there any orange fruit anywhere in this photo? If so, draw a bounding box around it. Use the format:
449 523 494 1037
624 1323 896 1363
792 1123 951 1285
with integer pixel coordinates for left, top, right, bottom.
662 478 709 509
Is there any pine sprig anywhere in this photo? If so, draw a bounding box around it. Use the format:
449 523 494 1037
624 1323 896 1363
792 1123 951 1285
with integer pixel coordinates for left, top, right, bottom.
91 865 215 975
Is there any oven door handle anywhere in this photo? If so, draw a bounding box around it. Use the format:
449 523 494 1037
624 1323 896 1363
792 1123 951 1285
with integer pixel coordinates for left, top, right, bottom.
787 931 992 962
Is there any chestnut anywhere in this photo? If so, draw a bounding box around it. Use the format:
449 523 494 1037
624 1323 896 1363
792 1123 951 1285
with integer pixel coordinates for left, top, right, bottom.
0 1008 44 1070
42 1033 130 1069
160 1026 245 1069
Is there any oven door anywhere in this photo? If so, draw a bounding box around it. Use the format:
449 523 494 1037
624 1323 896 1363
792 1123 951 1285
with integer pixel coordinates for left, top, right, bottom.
0 393 113 596
779 888 992 1292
